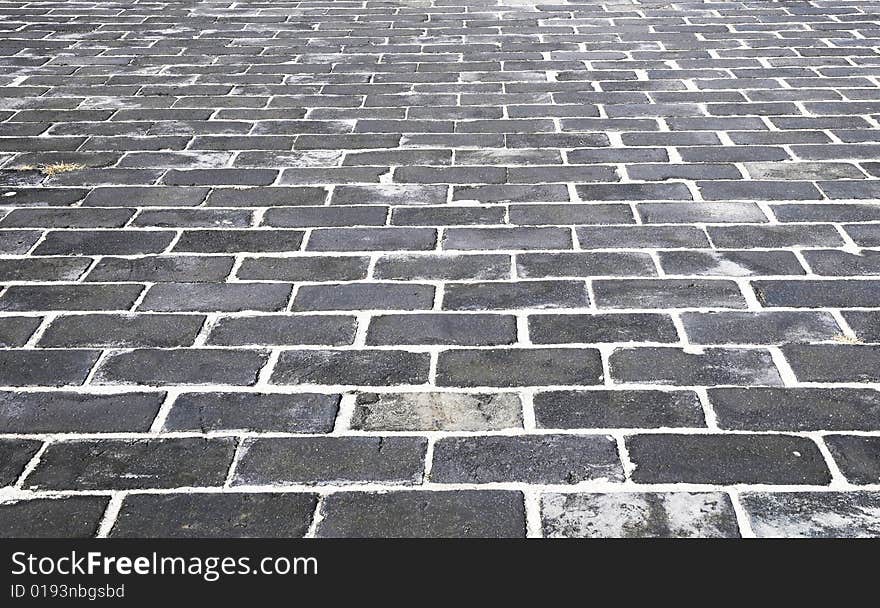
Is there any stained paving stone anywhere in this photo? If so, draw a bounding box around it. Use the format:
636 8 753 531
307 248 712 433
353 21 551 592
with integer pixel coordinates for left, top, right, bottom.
2 0 880 538
431 435 623 484
110 493 319 538
680 311 842 344
742 492 880 538
534 390 705 429
316 491 526 538
351 392 522 431
233 437 427 486
541 493 740 538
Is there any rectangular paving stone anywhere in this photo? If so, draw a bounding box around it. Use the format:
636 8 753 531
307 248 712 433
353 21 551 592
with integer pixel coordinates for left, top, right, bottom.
658 250 806 276
207 315 356 346
444 227 572 250
709 387 880 431
293 283 434 311
680 311 842 344
139 283 292 312
436 348 603 387
84 256 235 283
95 349 268 386
0 316 41 347
164 392 339 433
233 437 427 486
316 491 526 538
824 436 880 485
0 350 100 387
236 256 369 282
110 493 319 538
610 347 783 386
351 392 522 432
271 349 430 386
753 280 880 308
367 313 516 346
534 389 705 429
33 230 175 255
173 230 305 253
443 280 589 310
594 279 747 309
307 227 436 251
0 438 42 487
843 311 880 342
529 313 679 344
0 391 163 433
0 284 144 312
742 492 880 538
431 435 623 484
781 344 880 383
626 434 831 485
25 438 237 490
517 252 656 278
374 253 510 280
541 492 739 538
0 497 109 538
39 313 206 347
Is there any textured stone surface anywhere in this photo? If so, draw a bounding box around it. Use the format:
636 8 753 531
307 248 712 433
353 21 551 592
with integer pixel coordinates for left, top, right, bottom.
2 0 880 538
542 493 740 538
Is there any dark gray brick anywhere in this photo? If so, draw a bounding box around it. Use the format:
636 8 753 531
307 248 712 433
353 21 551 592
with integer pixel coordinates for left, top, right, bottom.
173 230 304 253
443 227 571 250
529 313 678 344
233 437 427 485
111 493 318 538
374 253 510 280
708 225 844 248
681 311 841 344
825 436 880 485
709 387 880 431
307 227 436 251
351 392 522 431
165 392 339 433
25 438 236 490
610 347 782 386
803 250 880 276
843 311 880 342
753 280 880 308
0 350 100 387
0 316 41 347
0 284 143 312
0 258 91 282
205 187 327 207
782 344 880 383
264 206 387 228
208 315 356 346
39 313 205 347
0 391 163 433
436 348 603 387
271 349 430 386
659 250 806 276
95 349 268 386
0 438 42 487
33 230 174 255
316 491 526 538
517 252 656 278
0 497 109 538
431 435 623 484
367 313 516 346
510 203 634 225
293 283 434 311
140 283 291 312
594 279 747 309
443 280 588 310
626 434 831 485
534 389 705 429
236 256 369 282
86 255 231 283
576 226 709 249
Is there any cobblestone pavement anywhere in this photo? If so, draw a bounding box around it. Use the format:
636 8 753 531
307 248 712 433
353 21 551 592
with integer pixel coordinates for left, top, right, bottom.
1 0 879 538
